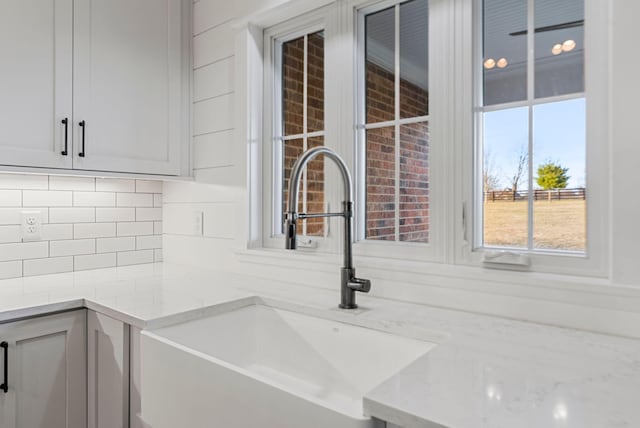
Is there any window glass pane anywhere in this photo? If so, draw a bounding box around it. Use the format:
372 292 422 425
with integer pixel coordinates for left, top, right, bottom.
307 31 325 133
366 127 396 240
400 0 428 119
305 136 325 236
399 122 429 242
533 98 585 250
483 0 527 106
366 7 396 124
282 37 305 136
482 107 529 248
283 139 304 234
534 0 584 98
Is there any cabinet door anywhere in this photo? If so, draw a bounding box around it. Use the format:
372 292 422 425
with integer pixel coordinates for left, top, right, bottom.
87 311 130 428
73 0 184 175
0 310 86 428
0 0 73 169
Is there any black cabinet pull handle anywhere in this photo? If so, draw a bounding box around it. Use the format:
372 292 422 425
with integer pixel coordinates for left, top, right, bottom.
1 341 7 393
78 120 86 157
61 118 69 156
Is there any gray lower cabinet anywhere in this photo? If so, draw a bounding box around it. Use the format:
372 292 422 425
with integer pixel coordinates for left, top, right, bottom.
0 310 87 428
87 311 131 428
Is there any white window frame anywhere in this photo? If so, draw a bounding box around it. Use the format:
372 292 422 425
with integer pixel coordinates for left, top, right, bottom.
256 0 610 278
352 0 449 263
460 0 610 277
262 6 343 252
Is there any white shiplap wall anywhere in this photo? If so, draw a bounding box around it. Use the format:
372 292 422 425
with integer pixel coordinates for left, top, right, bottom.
164 0 287 267
0 174 162 279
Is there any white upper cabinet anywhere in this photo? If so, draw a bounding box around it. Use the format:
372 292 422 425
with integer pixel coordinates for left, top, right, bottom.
73 0 184 175
0 0 73 169
0 0 186 176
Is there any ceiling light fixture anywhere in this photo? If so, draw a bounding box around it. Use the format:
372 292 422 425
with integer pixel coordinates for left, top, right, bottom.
496 58 508 68
551 43 563 55
562 39 576 52
484 58 496 69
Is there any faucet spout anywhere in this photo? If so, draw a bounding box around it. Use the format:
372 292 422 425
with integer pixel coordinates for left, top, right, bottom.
284 146 371 309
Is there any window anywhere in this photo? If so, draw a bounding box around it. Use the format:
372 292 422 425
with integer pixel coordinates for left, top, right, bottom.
256 0 609 275
265 14 328 244
358 0 430 243
477 0 586 253
279 31 326 237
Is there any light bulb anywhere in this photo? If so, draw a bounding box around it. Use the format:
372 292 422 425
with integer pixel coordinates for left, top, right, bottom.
562 39 576 52
496 58 508 68
552 44 563 55
484 58 496 69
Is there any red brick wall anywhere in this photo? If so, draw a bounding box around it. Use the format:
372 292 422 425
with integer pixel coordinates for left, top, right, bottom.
281 33 325 236
280 36 429 242
365 61 429 242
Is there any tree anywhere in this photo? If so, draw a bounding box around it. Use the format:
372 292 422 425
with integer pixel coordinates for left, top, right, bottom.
483 149 501 193
536 161 570 190
508 145 528 200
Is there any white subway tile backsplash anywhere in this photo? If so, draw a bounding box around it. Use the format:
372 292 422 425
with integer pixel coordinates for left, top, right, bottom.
0 190 22 207
50 208 95 224
135 180 162 193
74 253 116 271
0 260 22 279
136 208 162 221
23 257 73 277
0 174 48 190
49 176 95 191
74 223 116 239
0 173 162 278
0 226 21 243
41 224 73 241
23 190 72 207
117 250 154 266
0 242 48 262
96 208 135 222
97 237 136 253
50 239 95 257
117 222 154 237
95 178 135 193
117 193 153 207
73 192 116 207
136 235 162 250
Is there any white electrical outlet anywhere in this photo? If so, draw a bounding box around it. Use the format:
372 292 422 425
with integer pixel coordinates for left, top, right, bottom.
192 211 204 236
21 210 42 241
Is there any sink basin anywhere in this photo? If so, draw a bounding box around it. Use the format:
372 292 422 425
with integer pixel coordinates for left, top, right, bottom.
140 303 435 428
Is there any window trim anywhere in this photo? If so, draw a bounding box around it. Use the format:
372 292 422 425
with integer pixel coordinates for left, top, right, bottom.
352 0 448 263
262 6 339 252
461 0 610 277
255 0 610 278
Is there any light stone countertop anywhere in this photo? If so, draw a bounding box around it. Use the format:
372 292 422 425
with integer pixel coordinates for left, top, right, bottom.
0 262 638 428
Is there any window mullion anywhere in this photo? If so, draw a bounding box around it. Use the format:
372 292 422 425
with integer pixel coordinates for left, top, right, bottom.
302 34 309 235
394 3 401 242
526 0 535 250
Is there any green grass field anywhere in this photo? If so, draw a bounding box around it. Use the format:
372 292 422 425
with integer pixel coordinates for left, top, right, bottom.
484 200 586 251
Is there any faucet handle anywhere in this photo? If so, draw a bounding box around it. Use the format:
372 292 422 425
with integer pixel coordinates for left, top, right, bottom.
348 277 371 293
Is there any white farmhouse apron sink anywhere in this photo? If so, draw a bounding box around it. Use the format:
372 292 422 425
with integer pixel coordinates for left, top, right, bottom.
140 303 435 428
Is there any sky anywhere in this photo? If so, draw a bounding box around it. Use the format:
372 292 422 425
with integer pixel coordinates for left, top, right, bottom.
484 98 586 190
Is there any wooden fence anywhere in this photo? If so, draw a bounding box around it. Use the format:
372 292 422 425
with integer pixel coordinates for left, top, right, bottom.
484 188 586 202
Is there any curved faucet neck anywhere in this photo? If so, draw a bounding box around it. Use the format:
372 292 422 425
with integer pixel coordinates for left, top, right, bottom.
287 147 353 214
